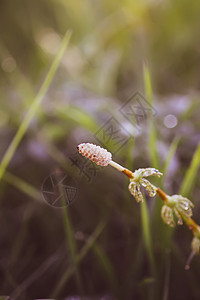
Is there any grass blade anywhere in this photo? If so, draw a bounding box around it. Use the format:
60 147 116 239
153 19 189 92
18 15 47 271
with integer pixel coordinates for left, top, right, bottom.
52 220 106 297
143 63 153 105
149 126 159 169
180 142 200 197
61 202 83 293
56 105 99 132
141 197 156 300
141 198 155 272
3 172 41 201
162 137 180 181
0 30 72 181
92 242 117 288
143 63 159 169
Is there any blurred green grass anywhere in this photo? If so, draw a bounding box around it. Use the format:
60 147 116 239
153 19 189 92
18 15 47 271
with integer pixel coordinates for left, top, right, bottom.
0 0 200 299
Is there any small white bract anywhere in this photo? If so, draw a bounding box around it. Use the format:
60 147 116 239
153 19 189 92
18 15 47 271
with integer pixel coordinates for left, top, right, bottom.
128 168 162 202
161 195 194 227
77 143 112 167
161 205 175 227
191 236 200 255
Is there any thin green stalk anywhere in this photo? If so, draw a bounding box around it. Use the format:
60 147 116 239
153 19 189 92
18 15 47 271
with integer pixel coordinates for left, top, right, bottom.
141 197 155 273
162 137 180 181
52 220 106 297
180 142 200 197
0 30 72 181
141 197 157 300
124 138 135 206
143 63 159 169
59 185 83 294
143 63 153 105
3 171 41 201
92 242 117 288
149 126 159 169
55 105 99 132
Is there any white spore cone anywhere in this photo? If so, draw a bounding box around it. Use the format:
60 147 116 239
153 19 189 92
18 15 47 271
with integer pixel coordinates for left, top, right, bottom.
77 143 128 174
77 143 112 166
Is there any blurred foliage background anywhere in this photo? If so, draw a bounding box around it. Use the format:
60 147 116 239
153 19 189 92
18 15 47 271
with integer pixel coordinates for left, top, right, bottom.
0 0 200 299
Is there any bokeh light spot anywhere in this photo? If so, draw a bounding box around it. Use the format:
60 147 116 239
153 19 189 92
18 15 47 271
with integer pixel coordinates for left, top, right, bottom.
164 114 178 128
1 57 16 72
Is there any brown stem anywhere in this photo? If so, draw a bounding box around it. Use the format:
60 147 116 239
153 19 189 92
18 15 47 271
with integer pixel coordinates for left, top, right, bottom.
122 166 200 238
182 216 200 235
156 188 168 203
122 169 134 179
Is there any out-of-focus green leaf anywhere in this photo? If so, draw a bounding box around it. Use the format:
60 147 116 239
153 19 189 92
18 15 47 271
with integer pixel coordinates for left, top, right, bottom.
180 143 200 197
162 137 180 180
141 197 155 274
0 30 72 181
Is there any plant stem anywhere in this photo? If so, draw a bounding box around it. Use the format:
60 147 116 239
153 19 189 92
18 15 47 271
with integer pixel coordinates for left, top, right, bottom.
118 164 200 236
155 186 200 236
156 188 168 203
109 160 134 179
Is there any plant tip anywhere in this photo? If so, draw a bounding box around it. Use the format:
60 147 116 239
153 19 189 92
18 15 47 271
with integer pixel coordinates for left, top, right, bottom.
77 143 112 166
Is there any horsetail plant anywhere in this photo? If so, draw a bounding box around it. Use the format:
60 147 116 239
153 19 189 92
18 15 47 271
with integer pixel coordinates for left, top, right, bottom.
77 142 200 268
